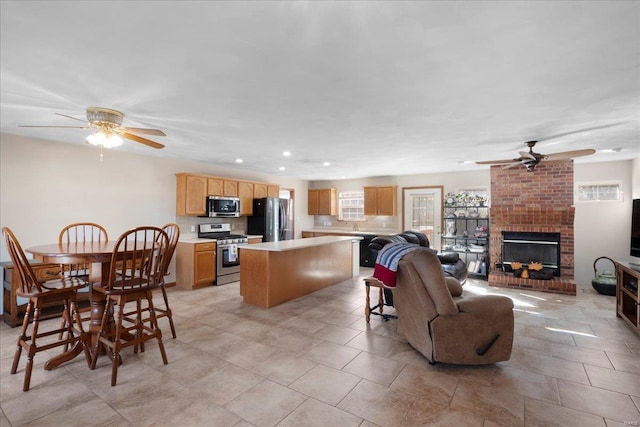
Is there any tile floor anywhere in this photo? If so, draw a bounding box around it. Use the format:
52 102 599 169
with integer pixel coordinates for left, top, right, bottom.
1 271 639 426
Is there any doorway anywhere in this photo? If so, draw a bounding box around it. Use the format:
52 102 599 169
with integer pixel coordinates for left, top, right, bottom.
279 188 295 239
402 186 443 250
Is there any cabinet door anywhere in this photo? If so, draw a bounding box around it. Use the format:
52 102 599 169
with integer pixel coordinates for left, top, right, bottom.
363 187 378 215
207 178 224 196
377 186 397 216
194 249 216 286
184 175 207 216
238 181 254 216
253 183 268 199
224 180 238 197
308 190 319 215
318 190 331 215
267 185 280 198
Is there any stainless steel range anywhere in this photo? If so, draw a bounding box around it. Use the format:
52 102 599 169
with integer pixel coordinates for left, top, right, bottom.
198 223 248 285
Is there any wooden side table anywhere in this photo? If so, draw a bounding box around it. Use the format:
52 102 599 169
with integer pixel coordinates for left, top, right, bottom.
364 277 397 322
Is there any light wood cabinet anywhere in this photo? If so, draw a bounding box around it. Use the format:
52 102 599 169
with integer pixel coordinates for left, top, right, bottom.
254 183 268 199
207 178 224 196
238 181 254 216
176 174 207 216
248 237 263 244
615 261 640 335
223 180 238 197
176 241 216 290
308 188 337 215
364 186 397 216
177 173 280 216
268 185 280 198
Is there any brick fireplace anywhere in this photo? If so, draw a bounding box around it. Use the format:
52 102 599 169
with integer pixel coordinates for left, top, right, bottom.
488 161 576 295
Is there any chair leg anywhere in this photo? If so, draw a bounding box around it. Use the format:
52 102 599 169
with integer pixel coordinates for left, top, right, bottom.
23 305 42 392
147 295 168 366
91 299 111 370
160 285 177 339
11 301 31 375
110 300 125 386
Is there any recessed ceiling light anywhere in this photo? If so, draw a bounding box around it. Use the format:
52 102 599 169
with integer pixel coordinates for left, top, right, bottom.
235 158 243 163
283 151 291 157
279 166 285 171
323 162 330 166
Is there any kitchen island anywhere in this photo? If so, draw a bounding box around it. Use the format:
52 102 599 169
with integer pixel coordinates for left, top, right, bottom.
239 236 362 308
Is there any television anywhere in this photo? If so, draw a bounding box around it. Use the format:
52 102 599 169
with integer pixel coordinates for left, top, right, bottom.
631 198 640 260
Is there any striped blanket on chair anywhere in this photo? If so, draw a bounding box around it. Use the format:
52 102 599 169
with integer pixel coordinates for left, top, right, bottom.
373 242 435 288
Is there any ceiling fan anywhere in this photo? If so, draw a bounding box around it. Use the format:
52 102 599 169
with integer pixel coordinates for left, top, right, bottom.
19 107 165 149
475 122 629 171
476 140 595 171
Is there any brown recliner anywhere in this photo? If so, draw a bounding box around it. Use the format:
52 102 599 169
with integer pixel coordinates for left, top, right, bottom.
394 250 514 364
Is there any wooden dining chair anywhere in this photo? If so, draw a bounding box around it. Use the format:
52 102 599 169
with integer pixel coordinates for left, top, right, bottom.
58 222 109 279
90 226 169 386
2 227 91 392
155 223 180 338
58 222 109 336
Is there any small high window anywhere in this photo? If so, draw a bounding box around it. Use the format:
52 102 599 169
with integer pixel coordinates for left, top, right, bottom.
576 182 623 202
338 191 365 221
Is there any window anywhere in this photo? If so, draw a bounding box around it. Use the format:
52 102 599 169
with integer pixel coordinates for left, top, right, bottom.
576 182 623 202
338 191 364 221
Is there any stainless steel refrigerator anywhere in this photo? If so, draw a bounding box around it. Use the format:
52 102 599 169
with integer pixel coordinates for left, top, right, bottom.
247 197 293 242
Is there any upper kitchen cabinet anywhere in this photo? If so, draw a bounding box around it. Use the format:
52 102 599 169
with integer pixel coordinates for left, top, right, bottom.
308 188 337 215
364 186 397 216
176 173 207 216
254 183 268 199
223 180 238 197
238 181 254 216
254 183 280 199
268 185 280 198
207 178 224 196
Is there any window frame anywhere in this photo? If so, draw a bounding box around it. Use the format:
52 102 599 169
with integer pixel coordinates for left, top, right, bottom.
575 181 623 203
338 190 365 222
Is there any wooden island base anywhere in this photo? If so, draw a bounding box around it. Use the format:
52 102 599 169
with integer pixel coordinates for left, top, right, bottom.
239 236 359 308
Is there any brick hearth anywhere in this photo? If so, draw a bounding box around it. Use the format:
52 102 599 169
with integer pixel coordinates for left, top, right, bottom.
489 161 576 295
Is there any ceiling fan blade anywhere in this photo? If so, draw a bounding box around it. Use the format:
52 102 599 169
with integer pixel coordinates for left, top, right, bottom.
519 151 536 160
55 112 88 123
476 159 519 165
502 162 523 169
122 127 166 136
538 122 627 143
18 125 91 129
121 131 165 149
544 148 596 161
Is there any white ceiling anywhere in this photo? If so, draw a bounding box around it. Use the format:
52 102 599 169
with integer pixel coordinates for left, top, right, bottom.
1 1 639 180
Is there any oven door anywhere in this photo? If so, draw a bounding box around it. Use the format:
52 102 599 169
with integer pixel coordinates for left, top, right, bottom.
218 244 241 269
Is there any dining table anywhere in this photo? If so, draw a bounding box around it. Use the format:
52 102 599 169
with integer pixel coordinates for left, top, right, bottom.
25 240 124 370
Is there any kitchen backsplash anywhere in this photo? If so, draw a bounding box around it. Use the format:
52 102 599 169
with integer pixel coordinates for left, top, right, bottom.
176 216 247 237
313 215 399 233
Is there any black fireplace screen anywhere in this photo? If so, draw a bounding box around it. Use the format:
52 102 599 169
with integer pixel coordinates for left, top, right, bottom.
502 231 561 276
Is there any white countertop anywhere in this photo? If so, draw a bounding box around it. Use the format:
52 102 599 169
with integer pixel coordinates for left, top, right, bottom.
241 235 362 252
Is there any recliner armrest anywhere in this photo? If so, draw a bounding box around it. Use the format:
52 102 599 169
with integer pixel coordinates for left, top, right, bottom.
456 295 514 315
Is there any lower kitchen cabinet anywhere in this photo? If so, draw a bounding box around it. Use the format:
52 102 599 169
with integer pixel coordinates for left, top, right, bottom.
176 241 217 290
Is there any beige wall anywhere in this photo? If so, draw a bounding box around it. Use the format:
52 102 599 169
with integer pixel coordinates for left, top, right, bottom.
312 160 636 288
0 133 313 312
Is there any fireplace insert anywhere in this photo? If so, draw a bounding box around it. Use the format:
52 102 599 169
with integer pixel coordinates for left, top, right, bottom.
501 231 561 277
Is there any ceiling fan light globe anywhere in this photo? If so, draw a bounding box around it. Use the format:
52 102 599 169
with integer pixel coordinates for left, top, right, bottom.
104 133 123 148
86 131 123 148
86 131 106 146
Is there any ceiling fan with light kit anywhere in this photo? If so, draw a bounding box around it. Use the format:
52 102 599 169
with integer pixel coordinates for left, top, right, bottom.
474 123 626 172
19 107 166 150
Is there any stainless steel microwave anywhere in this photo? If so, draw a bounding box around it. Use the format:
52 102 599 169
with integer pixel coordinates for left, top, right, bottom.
206 196 240 217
